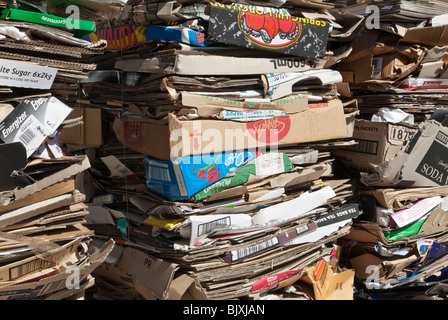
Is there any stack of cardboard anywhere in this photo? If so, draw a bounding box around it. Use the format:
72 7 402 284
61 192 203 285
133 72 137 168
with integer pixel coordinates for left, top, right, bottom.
0 150 114 300
0 17 107 102
85 153 360 300
0 2 115 300
331 3 448 300
68 0 363 300
5 0 448 302
334 5 448 175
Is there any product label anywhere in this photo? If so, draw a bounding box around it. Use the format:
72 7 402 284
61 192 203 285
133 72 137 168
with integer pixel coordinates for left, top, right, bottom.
208 2 330 59
0 97 72 157
145 150 259 199
246 115 291 143
415 136 448 186
0 59 57 90
254 152 285 177
251 269 302 292
391 197 442 228
388 125 417 144
219 109 287 121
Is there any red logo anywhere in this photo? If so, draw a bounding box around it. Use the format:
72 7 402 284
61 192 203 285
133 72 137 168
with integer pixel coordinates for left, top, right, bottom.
239 11 301 48
246 115 291 143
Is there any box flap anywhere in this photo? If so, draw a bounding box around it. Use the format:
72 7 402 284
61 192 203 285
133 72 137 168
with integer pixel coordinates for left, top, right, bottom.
401 25 448 47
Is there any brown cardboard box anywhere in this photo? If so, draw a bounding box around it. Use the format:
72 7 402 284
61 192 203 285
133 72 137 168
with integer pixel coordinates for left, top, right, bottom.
91 243 206 300
0 156 90 208
360 121 448 187
180 92 309 116
114 51 315 75
60 107 102 147
400 24 448 47
371 52 415 80
334 119 418 172
298 259 354 300
0 239 114 300
339 31 426 84
113 99 349 160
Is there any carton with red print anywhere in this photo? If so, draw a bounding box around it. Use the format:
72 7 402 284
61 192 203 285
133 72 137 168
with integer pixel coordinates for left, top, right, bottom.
208 2 330 59
144 150 260 200
113 98 349 161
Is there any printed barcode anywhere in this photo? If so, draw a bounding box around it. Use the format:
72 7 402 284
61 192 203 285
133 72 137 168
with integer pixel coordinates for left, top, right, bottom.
231 237 279 261
352 139 378 155
296 225 309 234
19 128 36 146
197 217 231 236
9 259 54 280
149 166 170 181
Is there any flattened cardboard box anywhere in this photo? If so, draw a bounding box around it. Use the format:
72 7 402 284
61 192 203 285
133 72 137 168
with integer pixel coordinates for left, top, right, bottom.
208 2 330 59
180 92 309 116
0 238 82 283
92 244 206 300
334 119 418 172
0 239 114 300
0 155 90 207
360 121 448 187
113 98 349 160
400 24 448 47
144 150 259 200
114 52 315 75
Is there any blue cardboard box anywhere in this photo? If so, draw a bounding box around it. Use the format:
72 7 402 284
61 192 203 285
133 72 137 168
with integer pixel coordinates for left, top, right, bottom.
145 150 260 200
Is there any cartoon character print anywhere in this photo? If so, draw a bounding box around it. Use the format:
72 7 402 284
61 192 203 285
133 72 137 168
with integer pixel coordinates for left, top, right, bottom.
240 12 300 44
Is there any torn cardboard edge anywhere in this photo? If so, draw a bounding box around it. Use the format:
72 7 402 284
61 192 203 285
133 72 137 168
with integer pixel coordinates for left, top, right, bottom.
360 120 448 188
298 259 354 300
363 185 448 210
339 30 427 84
400 24 448 47
262 69 343 100
0 239 114 300
0 191 84 229
0 237 82 283
59 106 102 147
334 119 419 172
0 177 75 214
91 241 207 300
0 155 90 207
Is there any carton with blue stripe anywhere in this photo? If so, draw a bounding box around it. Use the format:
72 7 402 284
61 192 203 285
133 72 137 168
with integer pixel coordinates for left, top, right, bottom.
145 150 260 200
